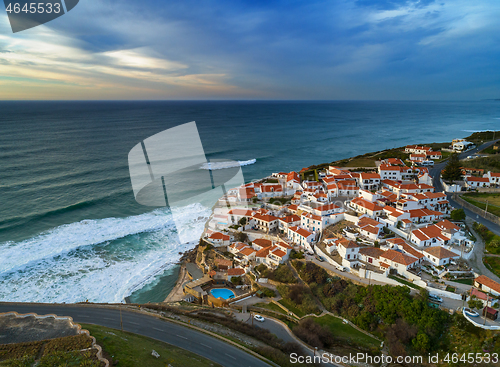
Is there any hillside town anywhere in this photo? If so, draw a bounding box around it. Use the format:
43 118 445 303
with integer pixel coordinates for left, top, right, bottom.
184 142 500 331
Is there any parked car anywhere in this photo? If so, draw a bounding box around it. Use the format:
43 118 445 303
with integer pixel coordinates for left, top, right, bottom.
254 314 265 322
337 266 347 272
428 294 443 303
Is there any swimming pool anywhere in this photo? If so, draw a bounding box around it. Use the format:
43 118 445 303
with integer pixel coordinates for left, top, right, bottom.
210 288 235 299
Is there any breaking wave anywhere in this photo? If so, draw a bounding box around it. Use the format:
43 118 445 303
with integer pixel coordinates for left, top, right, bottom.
200 159 256 170
0 203 211 304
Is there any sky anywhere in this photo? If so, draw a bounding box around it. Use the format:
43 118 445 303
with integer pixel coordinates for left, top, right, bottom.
0 0 499 100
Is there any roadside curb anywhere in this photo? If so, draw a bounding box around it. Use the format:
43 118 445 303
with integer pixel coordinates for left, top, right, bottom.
0 303 279 367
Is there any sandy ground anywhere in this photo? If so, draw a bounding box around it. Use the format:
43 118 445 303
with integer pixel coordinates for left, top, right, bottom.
163 264 190 303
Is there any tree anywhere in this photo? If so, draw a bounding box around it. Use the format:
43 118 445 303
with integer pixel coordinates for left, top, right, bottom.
490 238 500 248
238 217 247 226
412 332 431 353
234 231 248 242
468 298 483 310
450 208 466 221
441 153 463 183
231 276 242 285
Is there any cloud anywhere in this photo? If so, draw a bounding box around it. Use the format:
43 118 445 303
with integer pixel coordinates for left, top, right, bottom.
0 0 499 99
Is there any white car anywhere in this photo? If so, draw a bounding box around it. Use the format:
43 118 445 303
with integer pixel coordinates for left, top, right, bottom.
428 294 443 303
254 314 265 322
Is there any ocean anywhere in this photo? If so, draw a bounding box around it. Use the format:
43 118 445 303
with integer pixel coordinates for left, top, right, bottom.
1 100 499 304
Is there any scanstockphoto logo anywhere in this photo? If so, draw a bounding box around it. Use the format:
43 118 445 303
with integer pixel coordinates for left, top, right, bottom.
4 0 79 33
128 121 248 243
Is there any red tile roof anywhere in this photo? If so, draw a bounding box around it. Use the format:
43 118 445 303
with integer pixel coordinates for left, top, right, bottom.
228 209 253 216
270 246 287 258
380 249 418 266
215 258 232 267
253 213 279 222
475 275 500 294
228 268 245 276
239 248 256 257
423 246 459 260
466 176 490 183
255 247 270 258
289 226 313 238
279 215 301 223
351 197 383 212
209 232 230 241
252 238 273 248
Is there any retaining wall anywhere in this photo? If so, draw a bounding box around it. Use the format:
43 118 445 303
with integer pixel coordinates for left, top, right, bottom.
453 195 500 225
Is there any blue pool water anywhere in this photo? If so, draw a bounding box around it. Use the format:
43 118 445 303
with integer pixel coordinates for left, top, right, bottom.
210 288 235 299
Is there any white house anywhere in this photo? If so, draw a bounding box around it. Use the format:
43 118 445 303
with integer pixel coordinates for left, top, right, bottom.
252 238 273 251
229 242 250 255
227 209 254 225
465 176 491 189
358 247 385 266
380 249 419 274
408 208 443 224
378 164 414 181
287 226 315 249
357 216 383 241
237 247 257 264
301 212 329 232
410 153 426 162
422 246 459 266
357 173 381 191
453 141 474 152
227 267 246 281
207 232 230 247
266 246 289 266
252 213 279 233
485 171 500 186
349 197 384 218
475 275 500 297
278 215 301 233
337 237 360 261
313 203 342 216
337 180 359 197
385 238 425 263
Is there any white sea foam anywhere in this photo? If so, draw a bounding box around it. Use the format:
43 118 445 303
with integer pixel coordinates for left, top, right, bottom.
200 159 256 170
0 203 211 303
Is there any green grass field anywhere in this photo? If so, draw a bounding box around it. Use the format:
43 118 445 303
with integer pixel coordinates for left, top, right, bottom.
80 324 222 367
312 315 380 350
278 299 305 317
253 302 287 315
342 157 377 167
462 193 500 218
484 257 500 279
388 275 423 290
450 278 474 285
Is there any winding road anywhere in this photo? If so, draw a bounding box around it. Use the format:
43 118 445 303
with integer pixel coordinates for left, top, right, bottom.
0 303 272 367
429 139 500 281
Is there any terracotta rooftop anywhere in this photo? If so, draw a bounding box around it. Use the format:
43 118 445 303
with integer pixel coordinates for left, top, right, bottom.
423 246 459 260
475 275 500 294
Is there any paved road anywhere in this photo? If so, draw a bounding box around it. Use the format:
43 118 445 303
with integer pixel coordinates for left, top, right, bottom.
430 139 499 193
429 139 500 281
0 303 271 367
234 312 340 367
